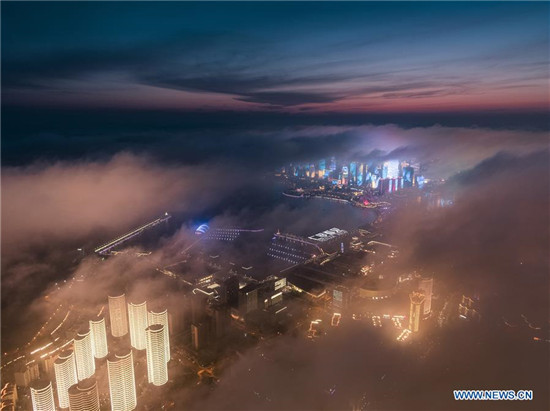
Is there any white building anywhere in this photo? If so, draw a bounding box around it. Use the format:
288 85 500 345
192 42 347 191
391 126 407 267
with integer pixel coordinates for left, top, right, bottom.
148 308 170 361
128 300 148 350
68 378 100 411
30 380 55 411
74 329 95 381
89 315 108 359
54 350 78 409
107 350 137 411
146 324 168 386
108 294 129 337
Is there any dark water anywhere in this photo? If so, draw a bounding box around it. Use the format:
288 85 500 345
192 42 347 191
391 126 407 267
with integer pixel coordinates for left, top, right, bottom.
140 179 377 245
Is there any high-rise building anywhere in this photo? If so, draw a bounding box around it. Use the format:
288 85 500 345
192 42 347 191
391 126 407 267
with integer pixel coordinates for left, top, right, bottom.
341 166 349 185
148 308 170 361
107 350 137 411
41 353 57 379
330 157 336 172
54 350 78 409
383 160 400 179
146 324 168 386
191 322 209 351
30 380 55 411
1 382 18 409
318 159 326 178
108 294 129 337
403 166 414 187
73 329 95 381
210 304 231 338
349 162 357 185
238 283 259 314
89 315 108 359
14 362 40 387
418 277 434 316
128 300 148 350
357 164 364 186
220 275 239 307
409 291 425 333
68 378 100 411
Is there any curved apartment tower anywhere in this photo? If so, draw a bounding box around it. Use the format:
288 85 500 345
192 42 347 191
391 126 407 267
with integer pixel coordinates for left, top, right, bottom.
107 349 137 411
54 350 78 409
108 293 129 337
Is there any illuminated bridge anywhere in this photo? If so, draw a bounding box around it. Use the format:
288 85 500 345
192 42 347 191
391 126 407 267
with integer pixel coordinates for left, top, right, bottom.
94 212 171 255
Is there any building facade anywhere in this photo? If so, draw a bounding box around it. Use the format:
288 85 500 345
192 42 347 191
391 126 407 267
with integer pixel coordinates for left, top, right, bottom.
108 294 129 337
146 324 168 386
68 378 100 411
89 315 108 359
107 350 137 411
409 291 425 332
74 329 95 381
128 300 148 350
54 350 78 409
148 308 170 361
30 380 55 411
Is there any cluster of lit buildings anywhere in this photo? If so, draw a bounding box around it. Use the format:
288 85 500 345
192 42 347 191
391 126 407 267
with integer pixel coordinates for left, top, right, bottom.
281 157 425 193
23 293 171 411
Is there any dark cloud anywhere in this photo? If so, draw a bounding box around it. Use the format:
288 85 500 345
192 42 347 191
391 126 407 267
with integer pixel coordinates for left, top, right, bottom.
237 91 342 106
2 3 547 109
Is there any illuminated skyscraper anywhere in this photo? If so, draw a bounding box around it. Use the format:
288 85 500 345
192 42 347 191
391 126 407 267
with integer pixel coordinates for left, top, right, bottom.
54 350 78 409
330 157 336 171
318 159 326 178
403 166 414 187
341 166 349 185
73 329 95 381
349 162 357 185
89 315 108 359
68 378 100 411
108 294 129 337
383 160 400 179
419 277 434 316
128 300 148 350
30 380 55 411
357 164 364 186
146 324 168 386
148 308 170 361
107 350 137 411
409 291 425 332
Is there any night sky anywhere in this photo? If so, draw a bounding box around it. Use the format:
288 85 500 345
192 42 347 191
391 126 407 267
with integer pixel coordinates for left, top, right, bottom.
2 2 548 112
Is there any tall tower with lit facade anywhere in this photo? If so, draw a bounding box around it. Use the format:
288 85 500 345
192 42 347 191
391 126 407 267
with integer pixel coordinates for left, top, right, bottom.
419 277 434 316
357 163 364 186
107 350 137 411
146 324 168 386
74 329 95 380
89 315 108 359
108 293 129 337
409 291 425 333
148 308 170 361
68 378 100 411
54 350 78 409
30 380 55 411
128 300 148 350
349 162 357 185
